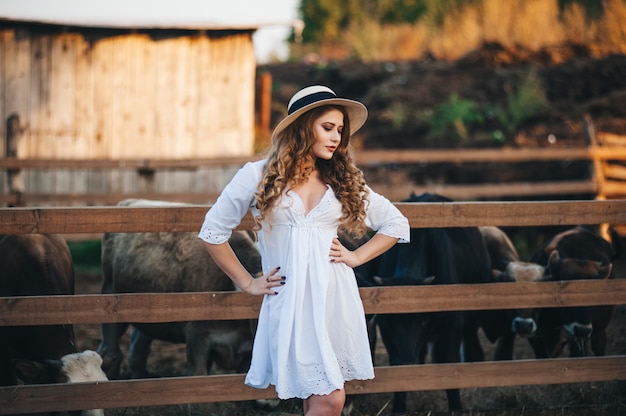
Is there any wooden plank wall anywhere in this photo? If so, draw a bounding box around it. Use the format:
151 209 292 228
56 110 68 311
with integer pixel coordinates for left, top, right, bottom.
0 26 256 196
0 28 256 159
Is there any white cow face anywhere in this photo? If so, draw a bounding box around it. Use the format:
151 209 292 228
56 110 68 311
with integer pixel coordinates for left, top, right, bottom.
12 350 108 416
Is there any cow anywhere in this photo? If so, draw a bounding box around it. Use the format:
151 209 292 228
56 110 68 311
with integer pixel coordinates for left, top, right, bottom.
97 199 263 381
529 225 619 358
0 233 107 416
478 226 545 360
372 192 492 413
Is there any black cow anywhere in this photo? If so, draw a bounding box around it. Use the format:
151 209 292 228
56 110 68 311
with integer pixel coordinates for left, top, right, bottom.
373 192 492 413
478 226 545 360
529 226 619 358
0 234 107 416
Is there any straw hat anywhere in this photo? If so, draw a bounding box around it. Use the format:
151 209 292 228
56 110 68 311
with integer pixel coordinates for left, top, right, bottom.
272 85 368 139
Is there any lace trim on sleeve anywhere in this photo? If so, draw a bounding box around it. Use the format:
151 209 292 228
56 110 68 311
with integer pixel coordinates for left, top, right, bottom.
377 222 410 243
197 228 231 245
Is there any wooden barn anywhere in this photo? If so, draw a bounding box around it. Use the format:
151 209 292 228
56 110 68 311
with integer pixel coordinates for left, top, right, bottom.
0 10 265 205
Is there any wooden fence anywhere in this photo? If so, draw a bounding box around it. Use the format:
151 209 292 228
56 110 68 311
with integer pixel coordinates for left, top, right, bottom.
2 130 626 206
1 200 625 414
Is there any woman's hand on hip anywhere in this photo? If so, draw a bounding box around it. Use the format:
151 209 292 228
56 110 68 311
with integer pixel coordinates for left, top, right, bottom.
329 237 361 268
245 266 285 295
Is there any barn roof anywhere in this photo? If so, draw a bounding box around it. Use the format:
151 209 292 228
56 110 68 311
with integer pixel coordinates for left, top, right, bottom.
0 16 260 31
0 0 294 31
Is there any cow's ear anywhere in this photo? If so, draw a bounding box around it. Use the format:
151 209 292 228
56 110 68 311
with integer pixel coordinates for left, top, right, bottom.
599 263 613 280
11 358 64 384
545 250 561 279
547 250 560 267
547 250 559 262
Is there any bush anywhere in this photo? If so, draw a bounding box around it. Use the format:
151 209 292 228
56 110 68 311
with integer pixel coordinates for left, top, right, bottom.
419 71 548 145
496 70 548 136
423 93 484 142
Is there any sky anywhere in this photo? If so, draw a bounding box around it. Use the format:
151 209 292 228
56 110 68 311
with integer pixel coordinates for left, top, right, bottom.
0 0 300 63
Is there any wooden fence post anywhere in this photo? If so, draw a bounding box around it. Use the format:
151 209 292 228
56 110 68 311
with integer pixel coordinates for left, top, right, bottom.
137 165 156 194
255 72 272 151
584 114 604 200
5 114 24 206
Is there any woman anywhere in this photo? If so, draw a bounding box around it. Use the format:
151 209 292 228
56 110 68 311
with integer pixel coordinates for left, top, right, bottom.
199 85 409 415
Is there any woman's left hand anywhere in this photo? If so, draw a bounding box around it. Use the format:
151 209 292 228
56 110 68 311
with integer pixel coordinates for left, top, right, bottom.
329 237 361 268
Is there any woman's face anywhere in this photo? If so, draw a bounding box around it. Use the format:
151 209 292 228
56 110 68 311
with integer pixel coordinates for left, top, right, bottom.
310 108 344 160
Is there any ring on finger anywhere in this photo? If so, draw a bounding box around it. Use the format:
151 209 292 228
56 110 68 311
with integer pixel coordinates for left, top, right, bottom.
266 277 270 283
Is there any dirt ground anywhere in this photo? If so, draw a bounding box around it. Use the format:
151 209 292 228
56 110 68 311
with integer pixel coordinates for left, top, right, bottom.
74 267 626 416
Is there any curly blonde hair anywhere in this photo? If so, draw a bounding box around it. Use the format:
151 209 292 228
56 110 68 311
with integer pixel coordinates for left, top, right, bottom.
254 105 369 236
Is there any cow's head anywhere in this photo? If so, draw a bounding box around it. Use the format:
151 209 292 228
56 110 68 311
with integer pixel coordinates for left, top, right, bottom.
544 250 613 341
494 261 546 284
493 261 546 337
12 350 107 416
546 250 613 282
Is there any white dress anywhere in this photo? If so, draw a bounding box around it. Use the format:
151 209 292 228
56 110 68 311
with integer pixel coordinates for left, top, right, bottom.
198 160 409 399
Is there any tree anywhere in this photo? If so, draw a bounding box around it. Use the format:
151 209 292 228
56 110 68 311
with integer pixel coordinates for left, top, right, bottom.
298 0 430 43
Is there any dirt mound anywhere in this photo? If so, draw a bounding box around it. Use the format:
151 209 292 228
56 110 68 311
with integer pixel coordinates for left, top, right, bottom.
457 41 597 68
259 45 626 150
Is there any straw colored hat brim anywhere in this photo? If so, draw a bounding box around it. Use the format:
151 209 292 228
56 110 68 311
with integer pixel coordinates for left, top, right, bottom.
272 85 368 140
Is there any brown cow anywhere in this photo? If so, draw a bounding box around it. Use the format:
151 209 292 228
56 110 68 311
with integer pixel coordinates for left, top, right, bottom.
529 226 618 358
478 226 545 360
97 199 263 381
0 234 107 416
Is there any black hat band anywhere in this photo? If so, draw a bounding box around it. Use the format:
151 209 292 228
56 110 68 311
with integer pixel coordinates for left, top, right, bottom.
288 91 337 115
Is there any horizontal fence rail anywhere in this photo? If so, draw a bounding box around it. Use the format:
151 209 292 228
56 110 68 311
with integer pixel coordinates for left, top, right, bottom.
2 147 626 170
0 201 625 414
0 181 605 206
1 181 608 206
1 280 625 326
2 356 625 414
0 191 223 207
1 200 626 234
3 145 626 204
0 156 259 170
358 147 626 164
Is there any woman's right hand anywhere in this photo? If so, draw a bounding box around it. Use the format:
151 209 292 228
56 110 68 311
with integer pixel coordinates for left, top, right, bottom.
245 266 285 295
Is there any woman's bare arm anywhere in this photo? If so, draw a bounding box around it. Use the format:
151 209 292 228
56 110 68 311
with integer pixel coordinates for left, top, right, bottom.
329 233 398 268
202 241 283 295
